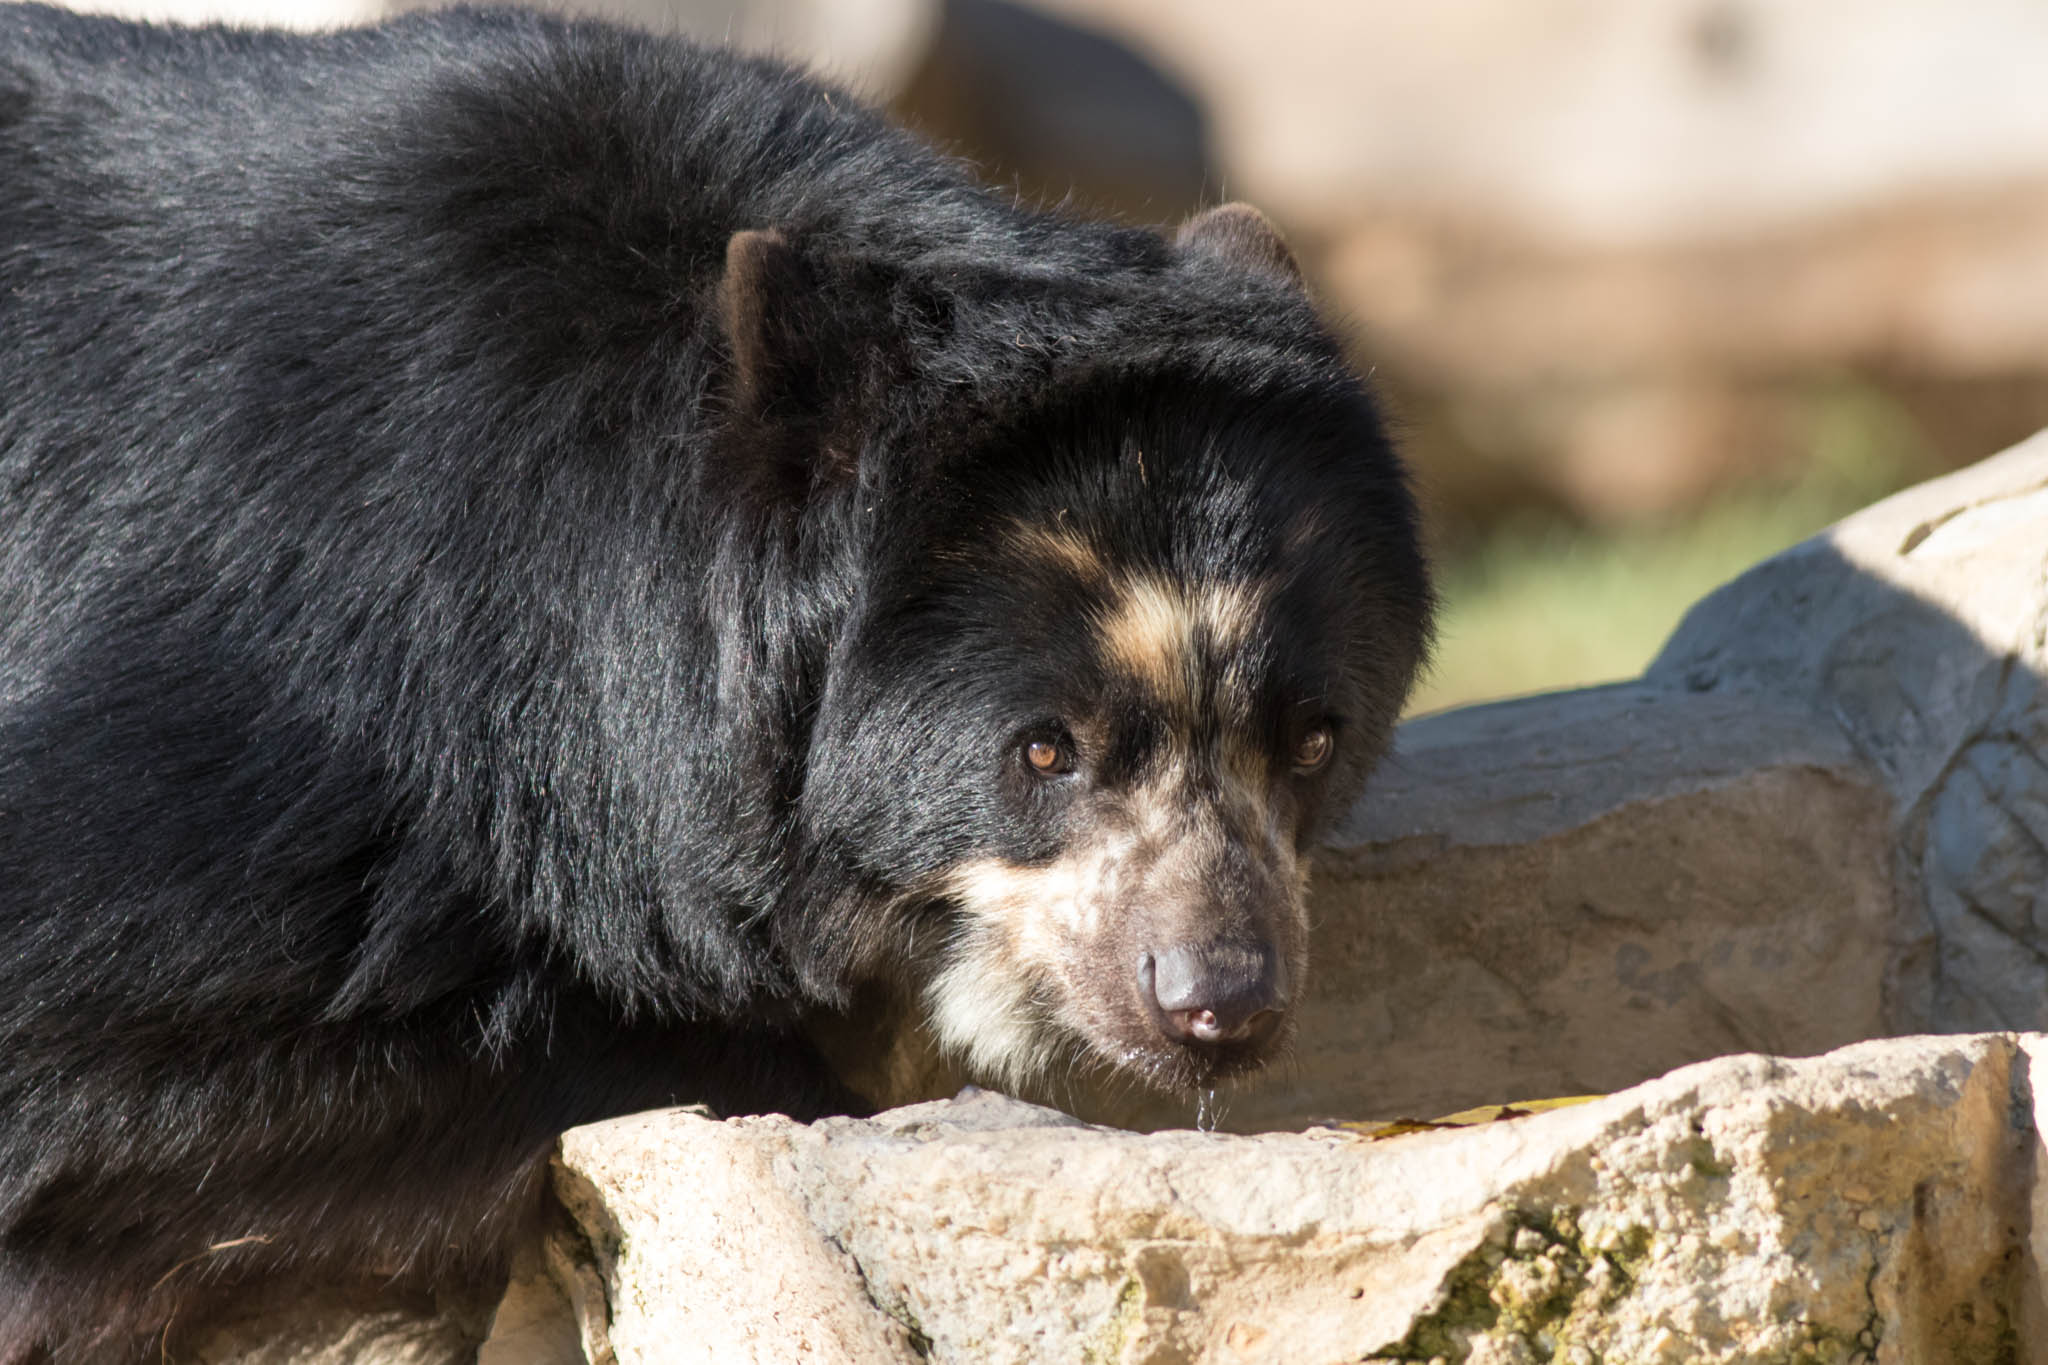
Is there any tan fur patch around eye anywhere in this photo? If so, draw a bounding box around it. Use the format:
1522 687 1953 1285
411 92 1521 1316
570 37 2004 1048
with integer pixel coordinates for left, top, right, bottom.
1093 575 1262 712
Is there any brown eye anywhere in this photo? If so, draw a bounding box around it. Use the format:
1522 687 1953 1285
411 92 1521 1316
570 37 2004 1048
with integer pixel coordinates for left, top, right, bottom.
1293 723 1333 772
1024 738 1070 775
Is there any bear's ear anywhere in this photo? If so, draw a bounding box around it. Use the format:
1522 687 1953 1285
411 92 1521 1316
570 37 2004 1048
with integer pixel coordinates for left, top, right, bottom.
716 227 950 503
719 227 828 421
717 227 896 500
1175 202 1303 287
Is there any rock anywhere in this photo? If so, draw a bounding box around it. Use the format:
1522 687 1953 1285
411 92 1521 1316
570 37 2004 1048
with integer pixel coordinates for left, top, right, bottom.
547 1107 932 1364
1654 429 2048 1038
1299 428 2046 1124
476 1240 589 1365
494 1032 2048 1364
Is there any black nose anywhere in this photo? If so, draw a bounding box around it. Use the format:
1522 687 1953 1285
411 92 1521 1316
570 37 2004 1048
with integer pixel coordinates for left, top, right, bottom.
1139 944 1285 1048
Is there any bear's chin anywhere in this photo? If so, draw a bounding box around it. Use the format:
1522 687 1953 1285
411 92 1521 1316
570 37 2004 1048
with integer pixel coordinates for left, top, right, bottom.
1093 1028 1294 1095
1015 1002 1297 1099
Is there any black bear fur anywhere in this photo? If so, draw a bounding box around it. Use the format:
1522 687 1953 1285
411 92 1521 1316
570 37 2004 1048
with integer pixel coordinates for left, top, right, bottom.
0 4 1430 1357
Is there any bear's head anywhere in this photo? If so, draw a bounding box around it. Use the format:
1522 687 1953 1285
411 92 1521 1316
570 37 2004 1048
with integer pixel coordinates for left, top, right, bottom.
720 206 1431 1098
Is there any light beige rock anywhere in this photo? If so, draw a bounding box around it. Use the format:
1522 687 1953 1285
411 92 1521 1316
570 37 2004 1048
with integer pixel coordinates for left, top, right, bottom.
505 1033 2045 1365
551 1108 928 1364
1257 427 2048 1125
477 1240 588 1365
1653 430 2048 1037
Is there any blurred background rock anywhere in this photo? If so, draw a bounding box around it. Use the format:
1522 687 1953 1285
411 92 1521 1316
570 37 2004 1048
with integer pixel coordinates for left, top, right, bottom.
62 0 2048 711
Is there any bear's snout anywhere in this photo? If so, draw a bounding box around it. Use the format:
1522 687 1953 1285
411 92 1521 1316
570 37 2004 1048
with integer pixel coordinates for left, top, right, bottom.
1138 941 1286 1049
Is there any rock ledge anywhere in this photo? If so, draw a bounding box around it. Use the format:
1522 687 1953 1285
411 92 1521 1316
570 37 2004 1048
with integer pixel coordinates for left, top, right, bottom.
486 1031 2048 1365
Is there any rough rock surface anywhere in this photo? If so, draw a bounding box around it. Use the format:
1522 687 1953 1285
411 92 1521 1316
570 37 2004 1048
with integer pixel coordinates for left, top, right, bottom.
1651 431 2048 1040
481 1032 2048 1364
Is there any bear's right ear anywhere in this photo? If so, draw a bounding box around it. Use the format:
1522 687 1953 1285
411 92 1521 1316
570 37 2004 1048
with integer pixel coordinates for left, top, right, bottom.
1175 202 1303 288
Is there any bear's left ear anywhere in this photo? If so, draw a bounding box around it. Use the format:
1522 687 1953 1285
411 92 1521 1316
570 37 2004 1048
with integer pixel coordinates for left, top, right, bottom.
1175 202 1303 287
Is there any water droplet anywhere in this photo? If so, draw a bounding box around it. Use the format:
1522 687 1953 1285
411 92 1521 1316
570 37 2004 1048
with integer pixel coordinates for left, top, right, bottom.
1196 1087 1219 1133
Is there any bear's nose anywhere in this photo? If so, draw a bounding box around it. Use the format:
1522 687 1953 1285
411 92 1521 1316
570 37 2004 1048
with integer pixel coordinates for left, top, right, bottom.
1139 943 1284 1048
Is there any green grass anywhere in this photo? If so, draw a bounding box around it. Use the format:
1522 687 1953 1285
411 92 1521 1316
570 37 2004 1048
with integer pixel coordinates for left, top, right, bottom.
1407 491 1836 715
1408 376 1935 716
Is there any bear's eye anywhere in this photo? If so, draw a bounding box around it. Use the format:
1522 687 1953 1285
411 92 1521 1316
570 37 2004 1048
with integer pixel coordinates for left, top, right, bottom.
1024 737 1072 776
1292 723 1334 773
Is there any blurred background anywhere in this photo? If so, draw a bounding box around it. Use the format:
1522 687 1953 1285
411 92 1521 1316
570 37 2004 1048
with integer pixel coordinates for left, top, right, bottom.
66 0 2048 713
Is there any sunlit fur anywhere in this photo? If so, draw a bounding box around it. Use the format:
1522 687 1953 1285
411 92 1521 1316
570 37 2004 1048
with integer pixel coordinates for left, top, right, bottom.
1007 522 1108 586
0 6 1429 1357
929 732 1312 1093
1093 574 1265 717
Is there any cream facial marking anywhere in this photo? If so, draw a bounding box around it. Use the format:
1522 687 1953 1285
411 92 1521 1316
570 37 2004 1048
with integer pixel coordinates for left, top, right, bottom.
930 827 1156 1082
927 853 1116 1085
929 746 1310 1087
945 846 1130 954
1092 573 1264 713
925 920 1053 1088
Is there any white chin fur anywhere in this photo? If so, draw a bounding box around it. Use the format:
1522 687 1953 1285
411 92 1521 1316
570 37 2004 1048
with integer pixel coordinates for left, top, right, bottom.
924 930 1063 1091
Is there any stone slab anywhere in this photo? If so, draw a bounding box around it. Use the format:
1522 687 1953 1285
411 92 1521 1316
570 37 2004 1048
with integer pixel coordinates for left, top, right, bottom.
503 1032 2047 1365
